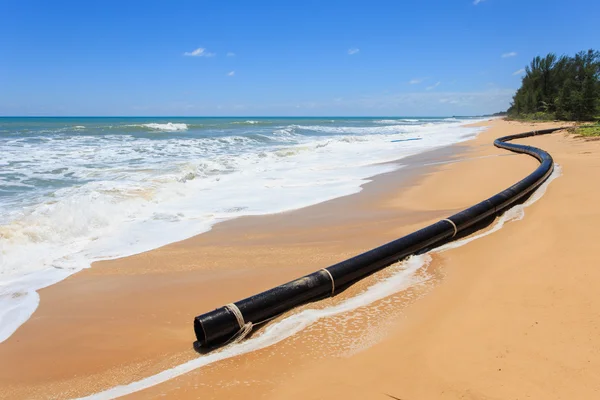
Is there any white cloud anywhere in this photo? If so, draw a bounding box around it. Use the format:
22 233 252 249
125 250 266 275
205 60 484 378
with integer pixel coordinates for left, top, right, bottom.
183 48 215 57
473 0 486 4
347 48 360 55
502 52 517 58
408 78 425 85
227 71 235 76
227 52 236 57
512 68 526 76
426 81 441 90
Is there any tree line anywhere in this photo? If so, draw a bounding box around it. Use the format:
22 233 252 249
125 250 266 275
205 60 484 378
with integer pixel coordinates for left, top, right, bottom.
508 49 599 121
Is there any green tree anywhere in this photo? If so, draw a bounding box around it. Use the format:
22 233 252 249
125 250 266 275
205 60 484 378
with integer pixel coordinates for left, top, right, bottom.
508 49 600 121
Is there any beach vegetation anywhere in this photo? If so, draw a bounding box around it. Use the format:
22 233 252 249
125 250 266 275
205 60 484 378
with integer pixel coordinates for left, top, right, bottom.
508 49 600 121
573 123 600 137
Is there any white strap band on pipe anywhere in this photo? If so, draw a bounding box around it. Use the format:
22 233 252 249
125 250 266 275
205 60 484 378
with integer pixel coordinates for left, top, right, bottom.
442 218 458 238
321 268 336 296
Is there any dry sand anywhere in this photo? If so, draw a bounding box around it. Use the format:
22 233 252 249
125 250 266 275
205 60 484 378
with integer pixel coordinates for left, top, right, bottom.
1 119 599 399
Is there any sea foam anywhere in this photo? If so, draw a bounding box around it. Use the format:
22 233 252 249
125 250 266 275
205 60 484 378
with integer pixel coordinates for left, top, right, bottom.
136 123 189 131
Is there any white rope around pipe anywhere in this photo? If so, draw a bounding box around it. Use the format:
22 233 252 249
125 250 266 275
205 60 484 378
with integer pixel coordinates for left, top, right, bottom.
224 303 253 344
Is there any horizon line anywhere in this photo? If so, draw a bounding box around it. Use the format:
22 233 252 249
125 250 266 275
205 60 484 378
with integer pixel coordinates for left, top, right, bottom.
0 114 494 118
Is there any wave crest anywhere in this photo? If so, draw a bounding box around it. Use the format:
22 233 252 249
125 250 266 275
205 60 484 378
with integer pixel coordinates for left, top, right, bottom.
130 123 189 131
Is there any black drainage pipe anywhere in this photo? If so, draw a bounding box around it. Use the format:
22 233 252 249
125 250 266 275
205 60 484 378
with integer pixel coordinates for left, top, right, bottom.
193 127 565 348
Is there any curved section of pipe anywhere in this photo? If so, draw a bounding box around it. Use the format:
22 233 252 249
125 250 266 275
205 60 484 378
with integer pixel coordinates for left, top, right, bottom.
194 127 565 348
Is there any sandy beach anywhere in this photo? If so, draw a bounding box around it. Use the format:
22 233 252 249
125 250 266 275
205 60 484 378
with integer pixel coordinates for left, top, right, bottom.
1 119 600 399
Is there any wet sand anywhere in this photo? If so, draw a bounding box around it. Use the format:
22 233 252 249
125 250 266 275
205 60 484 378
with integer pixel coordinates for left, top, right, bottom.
3 119 598 399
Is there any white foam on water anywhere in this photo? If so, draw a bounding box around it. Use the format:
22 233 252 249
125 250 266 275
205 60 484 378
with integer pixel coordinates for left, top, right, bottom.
230 120 261 125
374 119 420 124
0 269 72 343
135 123 189 131
75 162 561 400
374 119 404 124
0 119 486 344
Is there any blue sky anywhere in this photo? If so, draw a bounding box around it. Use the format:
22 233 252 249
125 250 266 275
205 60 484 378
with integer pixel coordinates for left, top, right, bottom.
1 0 599 116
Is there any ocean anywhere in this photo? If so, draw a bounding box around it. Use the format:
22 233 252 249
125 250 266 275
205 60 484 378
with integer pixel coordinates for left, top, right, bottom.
0 116 485 342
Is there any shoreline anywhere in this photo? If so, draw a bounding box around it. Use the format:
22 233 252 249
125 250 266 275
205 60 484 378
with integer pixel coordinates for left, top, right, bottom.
0 118 486 346
0 121 486 398
1 119 589 399
96 153 564 400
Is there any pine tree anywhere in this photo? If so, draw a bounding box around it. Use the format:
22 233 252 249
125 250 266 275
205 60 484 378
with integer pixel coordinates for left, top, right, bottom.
508 49 599 120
